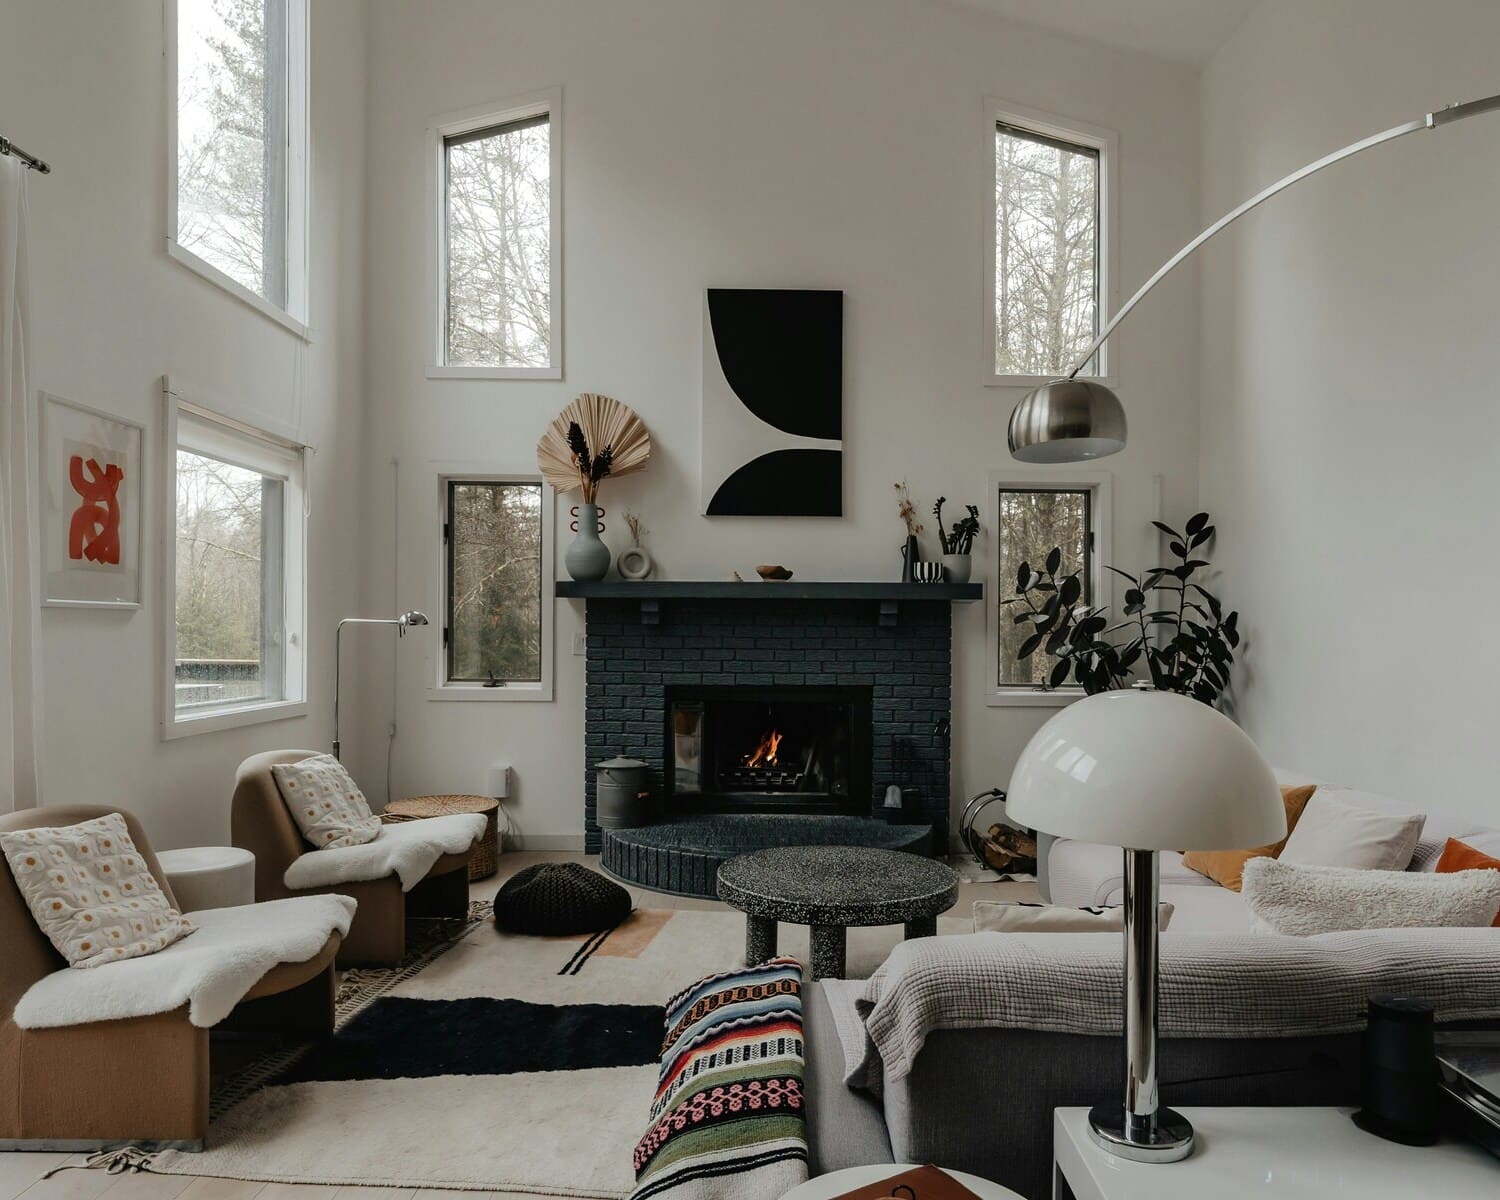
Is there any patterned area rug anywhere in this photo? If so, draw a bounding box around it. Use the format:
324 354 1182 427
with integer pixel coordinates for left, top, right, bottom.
145 901 965 1196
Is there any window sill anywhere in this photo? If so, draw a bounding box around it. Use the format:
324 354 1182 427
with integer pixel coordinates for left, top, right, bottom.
427 682 554 703
166 240 311 341
986 687 1085 709
162 699 309 740
985 374 1116 390
425 364 562 381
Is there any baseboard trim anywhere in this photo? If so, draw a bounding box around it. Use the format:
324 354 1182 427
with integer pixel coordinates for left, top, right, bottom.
500 833 586 852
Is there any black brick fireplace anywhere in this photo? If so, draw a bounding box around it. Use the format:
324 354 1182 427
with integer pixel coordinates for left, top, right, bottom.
566 582 979 865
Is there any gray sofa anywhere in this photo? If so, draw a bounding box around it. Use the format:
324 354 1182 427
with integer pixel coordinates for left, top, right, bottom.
804 776 1500 1200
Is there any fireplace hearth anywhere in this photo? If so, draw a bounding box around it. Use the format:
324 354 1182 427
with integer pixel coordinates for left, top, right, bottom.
667 685 871 815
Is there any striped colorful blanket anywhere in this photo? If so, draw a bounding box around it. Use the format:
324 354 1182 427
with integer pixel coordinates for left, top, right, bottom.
631 957 807 1200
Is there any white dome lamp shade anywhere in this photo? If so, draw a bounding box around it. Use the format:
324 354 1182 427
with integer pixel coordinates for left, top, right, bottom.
1006 689 1283 1164
1007 91 1500 464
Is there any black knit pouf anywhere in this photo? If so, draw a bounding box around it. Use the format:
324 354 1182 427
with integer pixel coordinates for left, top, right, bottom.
494 862 632 935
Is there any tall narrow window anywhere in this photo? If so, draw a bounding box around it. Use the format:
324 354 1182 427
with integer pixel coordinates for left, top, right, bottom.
444 480 545 686
170 0 308 332
988 104 1110 382
431 93 562 378
166 395 307 736
996 487 1094 689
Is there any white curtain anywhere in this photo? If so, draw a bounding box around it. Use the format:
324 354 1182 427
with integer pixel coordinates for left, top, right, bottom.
0 157 42 812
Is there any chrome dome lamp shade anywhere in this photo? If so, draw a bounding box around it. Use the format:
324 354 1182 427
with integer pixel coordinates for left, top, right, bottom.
1006 92 1500 464
1008 379 1126 463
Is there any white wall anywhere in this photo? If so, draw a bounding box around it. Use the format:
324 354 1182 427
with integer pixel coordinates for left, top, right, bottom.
1198 0 1500 823
0 0 368 845
356 0 1204 846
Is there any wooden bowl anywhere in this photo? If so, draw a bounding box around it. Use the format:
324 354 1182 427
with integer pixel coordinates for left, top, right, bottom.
756 564 793 581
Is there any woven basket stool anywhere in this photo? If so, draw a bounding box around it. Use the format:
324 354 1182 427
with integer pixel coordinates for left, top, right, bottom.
383 794 499 881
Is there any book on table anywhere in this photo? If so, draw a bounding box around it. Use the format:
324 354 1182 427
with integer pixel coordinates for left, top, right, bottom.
827 1165 982 1200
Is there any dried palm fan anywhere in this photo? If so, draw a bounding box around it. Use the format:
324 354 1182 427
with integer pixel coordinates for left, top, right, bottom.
537 392 652 505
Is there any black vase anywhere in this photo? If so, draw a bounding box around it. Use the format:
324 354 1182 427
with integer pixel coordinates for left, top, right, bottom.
901 535 920 583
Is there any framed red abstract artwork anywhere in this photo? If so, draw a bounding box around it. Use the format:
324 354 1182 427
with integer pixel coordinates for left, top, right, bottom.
39 392 144 609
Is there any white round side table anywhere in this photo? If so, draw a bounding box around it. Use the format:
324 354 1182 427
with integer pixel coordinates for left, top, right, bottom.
781 1164 1023 1200
158 846 256 912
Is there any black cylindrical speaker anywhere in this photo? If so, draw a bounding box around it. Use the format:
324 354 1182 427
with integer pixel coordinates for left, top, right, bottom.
1353 995 1441 1145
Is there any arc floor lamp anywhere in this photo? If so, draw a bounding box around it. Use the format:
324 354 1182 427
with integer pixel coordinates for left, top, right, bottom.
1008 92 1500 463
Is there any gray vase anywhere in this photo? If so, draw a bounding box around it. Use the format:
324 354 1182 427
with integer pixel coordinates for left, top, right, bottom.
566 503 612 581
942 553 972 584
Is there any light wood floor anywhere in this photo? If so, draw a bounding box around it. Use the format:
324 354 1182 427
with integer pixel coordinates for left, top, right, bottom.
3 852 1037 1200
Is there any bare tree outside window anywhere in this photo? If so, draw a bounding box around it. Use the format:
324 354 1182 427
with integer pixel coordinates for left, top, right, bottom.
447 482 543 683
176 0 290 306
445 117 552 368
175 450 283 709
997 488 1092 687
994 122 1099 377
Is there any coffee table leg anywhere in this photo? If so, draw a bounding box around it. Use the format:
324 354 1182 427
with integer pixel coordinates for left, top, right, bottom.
905 915 937 940
810 925 847 980
745 915 778 965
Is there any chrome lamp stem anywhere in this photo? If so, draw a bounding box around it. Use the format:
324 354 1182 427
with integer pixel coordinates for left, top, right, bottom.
1088 848 1194 1162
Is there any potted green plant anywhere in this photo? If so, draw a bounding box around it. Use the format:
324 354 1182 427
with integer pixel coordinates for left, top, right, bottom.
933 498 980 584
1002 511 1241 706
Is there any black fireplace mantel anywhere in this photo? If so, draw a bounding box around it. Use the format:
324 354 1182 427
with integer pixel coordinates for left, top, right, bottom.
556 579 982 625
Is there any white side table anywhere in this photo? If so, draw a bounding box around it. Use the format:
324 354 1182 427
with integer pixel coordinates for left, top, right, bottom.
1053 1106 1500 1199
783 1164 1023 1200
158 846 256 911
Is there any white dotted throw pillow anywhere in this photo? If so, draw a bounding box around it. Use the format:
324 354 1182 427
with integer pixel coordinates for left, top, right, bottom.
0 812 194 968
271 753 382 851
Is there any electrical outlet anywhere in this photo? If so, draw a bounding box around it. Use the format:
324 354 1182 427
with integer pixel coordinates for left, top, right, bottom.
572 633 586 656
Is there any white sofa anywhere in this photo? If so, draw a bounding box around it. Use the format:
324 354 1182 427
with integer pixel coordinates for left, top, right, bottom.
1043 770 1499 932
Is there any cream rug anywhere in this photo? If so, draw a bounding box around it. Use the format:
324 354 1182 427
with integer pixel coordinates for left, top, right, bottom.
147 904 966 1196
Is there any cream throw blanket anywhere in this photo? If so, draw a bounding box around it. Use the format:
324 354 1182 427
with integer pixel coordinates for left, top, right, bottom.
283 813 486 893
14 894 355 1029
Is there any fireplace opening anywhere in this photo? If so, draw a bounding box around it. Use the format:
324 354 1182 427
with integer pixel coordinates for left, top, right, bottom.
665 685 872 815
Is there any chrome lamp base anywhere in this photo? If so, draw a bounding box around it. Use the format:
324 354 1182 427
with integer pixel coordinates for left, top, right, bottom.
1088 1103 1195 1163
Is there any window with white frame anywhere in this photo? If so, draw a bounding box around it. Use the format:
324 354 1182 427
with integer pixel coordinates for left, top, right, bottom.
440 477 552 695
992 482 1105 699
430 92 562 377
167 399 306 734
169 0 309 333
987 102 1112 382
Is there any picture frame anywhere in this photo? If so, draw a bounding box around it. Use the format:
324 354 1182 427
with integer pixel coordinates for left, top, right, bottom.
38 391 145 609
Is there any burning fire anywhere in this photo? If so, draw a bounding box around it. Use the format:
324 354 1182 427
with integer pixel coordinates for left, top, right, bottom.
745 729 783 768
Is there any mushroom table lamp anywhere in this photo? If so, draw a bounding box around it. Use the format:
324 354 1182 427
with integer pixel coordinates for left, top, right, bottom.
1005 688 1284 1163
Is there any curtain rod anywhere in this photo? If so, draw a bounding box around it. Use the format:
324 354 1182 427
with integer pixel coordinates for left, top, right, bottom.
0 136 50 174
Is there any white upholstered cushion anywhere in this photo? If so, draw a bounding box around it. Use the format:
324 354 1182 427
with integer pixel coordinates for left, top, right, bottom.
1279 791 1425 871
1241 857 1500 936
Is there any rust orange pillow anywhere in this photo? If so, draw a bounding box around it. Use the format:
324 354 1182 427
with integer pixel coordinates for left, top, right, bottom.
1436 838 1500 927
1181 784 1317 892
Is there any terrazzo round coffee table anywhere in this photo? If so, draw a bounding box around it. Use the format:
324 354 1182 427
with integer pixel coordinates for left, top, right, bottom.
716 845 959 980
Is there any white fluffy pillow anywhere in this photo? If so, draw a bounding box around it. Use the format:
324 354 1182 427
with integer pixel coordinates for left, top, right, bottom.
973 900 1174 934
271 754 381 850
1242 856 1500 936
0 812 194 968
1278 792 1425 871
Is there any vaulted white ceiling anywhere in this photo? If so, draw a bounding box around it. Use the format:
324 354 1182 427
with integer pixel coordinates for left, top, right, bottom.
953 0 1258 66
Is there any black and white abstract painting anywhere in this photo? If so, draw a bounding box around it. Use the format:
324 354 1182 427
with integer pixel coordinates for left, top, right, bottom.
701 288 843 516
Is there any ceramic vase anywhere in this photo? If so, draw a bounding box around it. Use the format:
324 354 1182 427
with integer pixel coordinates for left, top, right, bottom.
566 503 612 581
901 534 920 583
942 553 972 584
